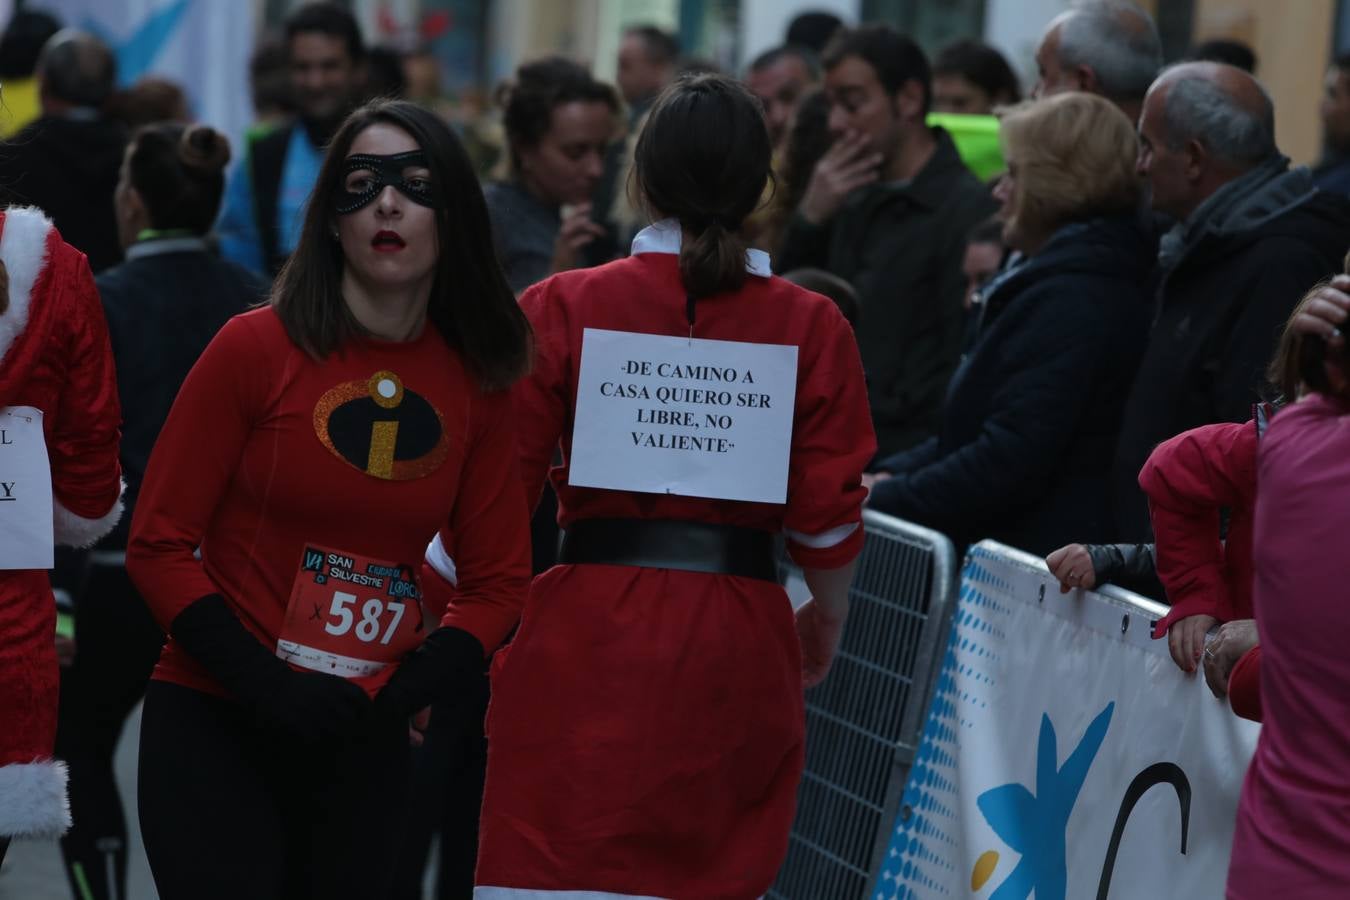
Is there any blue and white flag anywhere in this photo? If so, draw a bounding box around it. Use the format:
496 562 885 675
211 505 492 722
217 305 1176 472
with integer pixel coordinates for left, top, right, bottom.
41 0 256 146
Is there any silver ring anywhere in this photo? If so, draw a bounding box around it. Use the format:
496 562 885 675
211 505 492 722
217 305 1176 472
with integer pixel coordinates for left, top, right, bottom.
1068 570 1079 582
1333 327 1343 339
1203 647 1216 661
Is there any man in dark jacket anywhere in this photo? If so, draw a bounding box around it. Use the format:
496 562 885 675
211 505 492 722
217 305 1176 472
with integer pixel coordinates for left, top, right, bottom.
0 29 125 272
776 25 995 455
1114 61 1350 539
216 2 366 277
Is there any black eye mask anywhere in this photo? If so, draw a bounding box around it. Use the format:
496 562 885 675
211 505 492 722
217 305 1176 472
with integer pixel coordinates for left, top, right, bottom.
335 151 439 214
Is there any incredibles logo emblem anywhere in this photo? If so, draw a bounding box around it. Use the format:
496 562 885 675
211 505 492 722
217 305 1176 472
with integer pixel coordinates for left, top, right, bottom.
313 370 449 480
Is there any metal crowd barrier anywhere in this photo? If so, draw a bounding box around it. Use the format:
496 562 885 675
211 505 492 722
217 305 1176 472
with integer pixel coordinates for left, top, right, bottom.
769 510 959 900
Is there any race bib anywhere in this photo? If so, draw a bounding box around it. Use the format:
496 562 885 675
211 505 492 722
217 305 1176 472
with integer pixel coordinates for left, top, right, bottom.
276 544 428 679
0 406 54 570
569 329 798 504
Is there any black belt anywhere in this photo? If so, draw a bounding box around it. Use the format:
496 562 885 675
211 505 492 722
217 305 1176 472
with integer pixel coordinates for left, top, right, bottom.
557 518 778 582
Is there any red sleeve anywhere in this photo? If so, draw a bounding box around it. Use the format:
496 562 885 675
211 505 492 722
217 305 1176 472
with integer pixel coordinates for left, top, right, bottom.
1142 422 1257 637
510 279 570 512
433 384 532 651
783 303 875 569
125 315 269 630
1227 644 1262 722
48 245 123 543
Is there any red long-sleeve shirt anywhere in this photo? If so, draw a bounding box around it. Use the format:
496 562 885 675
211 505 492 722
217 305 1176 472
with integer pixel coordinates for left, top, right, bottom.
1140 418 1257 638
127 307 529 697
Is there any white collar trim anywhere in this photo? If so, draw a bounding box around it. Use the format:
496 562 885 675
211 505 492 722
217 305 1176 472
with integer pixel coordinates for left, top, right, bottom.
630 219 772 277
0 206 55 368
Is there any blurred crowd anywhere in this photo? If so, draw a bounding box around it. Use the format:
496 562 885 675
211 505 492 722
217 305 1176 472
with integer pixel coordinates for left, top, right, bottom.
5 0 1350 896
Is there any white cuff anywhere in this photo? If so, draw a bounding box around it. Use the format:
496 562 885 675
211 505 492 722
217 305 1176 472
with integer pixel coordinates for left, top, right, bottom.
0 759 70 838
424 532 458 586
784 521 858 550
52 478 125 548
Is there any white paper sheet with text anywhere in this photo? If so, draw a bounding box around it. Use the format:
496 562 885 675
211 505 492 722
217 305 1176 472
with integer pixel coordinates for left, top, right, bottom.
568 329 798 504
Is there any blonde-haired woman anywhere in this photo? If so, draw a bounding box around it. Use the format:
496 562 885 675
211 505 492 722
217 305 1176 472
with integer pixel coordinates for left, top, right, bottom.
868 92 1152 555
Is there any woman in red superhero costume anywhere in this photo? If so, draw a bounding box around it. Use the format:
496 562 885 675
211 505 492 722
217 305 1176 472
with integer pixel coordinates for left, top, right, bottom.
125 101 531 899
469 75 875 899
0 206 122 861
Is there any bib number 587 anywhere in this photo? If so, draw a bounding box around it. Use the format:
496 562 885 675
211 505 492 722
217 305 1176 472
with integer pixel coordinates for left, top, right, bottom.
323 591 405 645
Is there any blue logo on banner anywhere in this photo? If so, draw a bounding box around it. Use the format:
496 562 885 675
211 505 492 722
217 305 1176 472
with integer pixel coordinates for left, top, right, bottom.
83 0 192 85
975 702 1114 900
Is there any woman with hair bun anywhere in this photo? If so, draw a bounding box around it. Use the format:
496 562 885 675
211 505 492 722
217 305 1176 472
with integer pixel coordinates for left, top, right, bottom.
54 122 266 900
479 73 875 899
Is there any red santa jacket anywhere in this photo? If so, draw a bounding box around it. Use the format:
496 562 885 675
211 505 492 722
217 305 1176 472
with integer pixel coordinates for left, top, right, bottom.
0 207 122 837
1141 416 1259 639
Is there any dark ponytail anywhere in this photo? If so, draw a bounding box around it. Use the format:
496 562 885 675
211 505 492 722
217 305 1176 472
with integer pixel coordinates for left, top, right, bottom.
634 74 772 299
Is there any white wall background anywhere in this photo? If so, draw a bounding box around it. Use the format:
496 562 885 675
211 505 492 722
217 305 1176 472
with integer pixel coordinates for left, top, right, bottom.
740 0 860 69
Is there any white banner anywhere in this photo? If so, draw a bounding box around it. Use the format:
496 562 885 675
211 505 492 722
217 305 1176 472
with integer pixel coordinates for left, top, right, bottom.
43 0 256 148
569 328 797 504
883 542 1259 900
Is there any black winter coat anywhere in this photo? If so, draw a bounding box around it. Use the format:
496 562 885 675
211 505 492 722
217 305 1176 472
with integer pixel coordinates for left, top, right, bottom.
869 215 1154 556
97 241 266 548
1112 179 1350 540
777 128 996 455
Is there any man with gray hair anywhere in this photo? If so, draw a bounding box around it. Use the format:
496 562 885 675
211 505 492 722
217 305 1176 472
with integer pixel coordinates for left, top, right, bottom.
1034 0 1162 122
1112 61 1350 540
0 29 125 271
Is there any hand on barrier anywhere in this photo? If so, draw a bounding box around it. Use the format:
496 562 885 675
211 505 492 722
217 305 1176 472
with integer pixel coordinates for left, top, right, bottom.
1045 543 1096 594
861 471 892 498
1293 274 1350 349
1202 619 1258 699
1166 613 1218 674
796 598 845 688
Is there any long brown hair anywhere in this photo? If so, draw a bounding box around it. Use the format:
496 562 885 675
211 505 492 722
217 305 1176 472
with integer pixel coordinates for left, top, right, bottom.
634 74 772 299
271 100 531 391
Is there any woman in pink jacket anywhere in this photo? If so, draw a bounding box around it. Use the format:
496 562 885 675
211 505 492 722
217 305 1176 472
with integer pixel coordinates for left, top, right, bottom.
1226 298 1350 897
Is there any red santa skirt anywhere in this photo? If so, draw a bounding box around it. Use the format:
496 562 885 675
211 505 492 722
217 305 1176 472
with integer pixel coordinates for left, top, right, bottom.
475 562 804 899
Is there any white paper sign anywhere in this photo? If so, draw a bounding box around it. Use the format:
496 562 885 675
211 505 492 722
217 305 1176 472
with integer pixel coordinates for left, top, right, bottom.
0 406 54 570
569 328 798 504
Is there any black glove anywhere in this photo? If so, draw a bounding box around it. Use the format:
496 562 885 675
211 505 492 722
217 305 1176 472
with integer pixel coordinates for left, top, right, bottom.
375 626 485 720
170 594 372 743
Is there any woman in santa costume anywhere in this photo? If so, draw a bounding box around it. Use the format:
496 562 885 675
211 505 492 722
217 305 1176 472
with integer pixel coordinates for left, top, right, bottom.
125 101 531 899
467 74 875 899
0 206 123 862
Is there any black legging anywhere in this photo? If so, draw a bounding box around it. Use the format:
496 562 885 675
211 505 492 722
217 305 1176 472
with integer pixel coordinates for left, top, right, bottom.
390 696 488 899
138 680 411 900
55 562 164 900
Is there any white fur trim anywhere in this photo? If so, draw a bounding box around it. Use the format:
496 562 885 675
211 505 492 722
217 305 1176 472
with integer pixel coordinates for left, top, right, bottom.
53 477 125 548
0 759 70 838
0 206 55 368
425 532 459 586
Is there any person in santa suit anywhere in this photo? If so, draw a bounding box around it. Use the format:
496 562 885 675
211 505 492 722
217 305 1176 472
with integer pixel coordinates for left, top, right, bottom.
466 73 875 899
124 100 532 900
0 205 123 863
